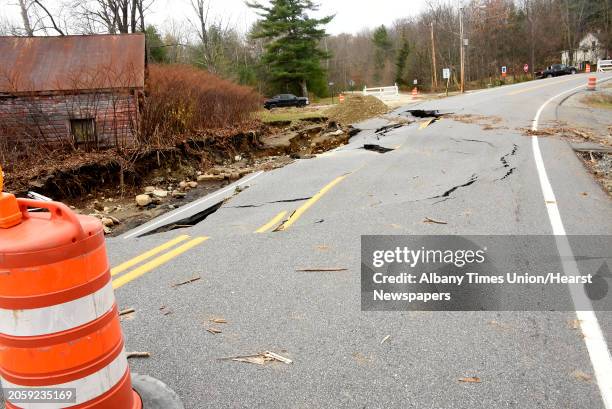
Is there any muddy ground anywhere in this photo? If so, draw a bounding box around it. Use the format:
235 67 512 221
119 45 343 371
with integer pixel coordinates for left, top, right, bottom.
6 116 355 236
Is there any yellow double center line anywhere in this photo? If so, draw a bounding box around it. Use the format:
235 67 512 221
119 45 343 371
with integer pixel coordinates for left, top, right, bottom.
255 175 348 233
111 235 208 289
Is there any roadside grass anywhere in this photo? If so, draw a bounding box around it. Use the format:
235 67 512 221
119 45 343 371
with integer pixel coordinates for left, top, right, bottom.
582 93 612 109
257 107 328 123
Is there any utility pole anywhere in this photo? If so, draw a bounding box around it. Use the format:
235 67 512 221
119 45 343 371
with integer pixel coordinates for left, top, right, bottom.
430 22 438 89
459 7 465 93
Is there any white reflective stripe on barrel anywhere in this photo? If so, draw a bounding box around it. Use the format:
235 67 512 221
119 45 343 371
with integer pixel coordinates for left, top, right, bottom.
1 348 128 409
0 281 115 337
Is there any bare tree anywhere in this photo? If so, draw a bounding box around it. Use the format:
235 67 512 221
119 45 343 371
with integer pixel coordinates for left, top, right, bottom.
18 0 34 36
15 0 67 35
71 0 151 34
189 0 231 74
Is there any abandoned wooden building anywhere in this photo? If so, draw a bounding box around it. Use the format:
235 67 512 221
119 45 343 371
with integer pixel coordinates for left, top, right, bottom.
0 34 145 151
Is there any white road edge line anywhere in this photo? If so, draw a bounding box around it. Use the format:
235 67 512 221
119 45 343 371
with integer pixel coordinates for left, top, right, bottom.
122 171 264 239
531 75 612 409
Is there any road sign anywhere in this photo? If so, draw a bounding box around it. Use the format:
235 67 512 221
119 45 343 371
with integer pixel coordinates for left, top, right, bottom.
523 64 529 73
348 79 355 87
501 66 507 77
413 79 418 85
442 68 450 79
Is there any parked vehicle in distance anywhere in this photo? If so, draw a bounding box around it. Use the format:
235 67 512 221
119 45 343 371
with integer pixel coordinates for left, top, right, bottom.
536 64 578 78
264 94 309 109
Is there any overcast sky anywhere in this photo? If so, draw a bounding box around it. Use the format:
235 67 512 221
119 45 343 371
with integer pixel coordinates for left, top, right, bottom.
1 0 430 35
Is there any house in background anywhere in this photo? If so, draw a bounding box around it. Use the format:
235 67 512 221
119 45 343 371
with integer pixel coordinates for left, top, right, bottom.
0 34 145 150
561 32 607 69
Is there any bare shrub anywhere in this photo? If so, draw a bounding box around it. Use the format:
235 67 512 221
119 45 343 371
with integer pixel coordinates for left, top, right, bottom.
139 64 262 145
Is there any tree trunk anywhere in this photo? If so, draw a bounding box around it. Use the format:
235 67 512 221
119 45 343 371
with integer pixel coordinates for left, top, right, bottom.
19 0 34 36
300 80 308 97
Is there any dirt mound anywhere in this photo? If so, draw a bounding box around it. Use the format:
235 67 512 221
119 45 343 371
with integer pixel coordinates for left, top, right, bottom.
325 95 389 124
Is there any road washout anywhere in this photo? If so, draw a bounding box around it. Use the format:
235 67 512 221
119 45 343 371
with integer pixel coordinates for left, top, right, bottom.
5 97 400 236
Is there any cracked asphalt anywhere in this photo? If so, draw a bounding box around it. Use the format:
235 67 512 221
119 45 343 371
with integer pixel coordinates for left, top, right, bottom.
107 73 612 409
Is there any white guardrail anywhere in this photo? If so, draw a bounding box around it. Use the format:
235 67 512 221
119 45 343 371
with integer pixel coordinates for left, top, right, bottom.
597 59 612 72
363 83 399 100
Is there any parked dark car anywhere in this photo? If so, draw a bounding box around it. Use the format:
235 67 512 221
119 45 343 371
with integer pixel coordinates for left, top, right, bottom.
264 94 309 109
537 64 578 78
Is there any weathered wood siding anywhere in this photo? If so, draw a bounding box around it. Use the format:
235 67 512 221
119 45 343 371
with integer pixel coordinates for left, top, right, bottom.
0 91 139 149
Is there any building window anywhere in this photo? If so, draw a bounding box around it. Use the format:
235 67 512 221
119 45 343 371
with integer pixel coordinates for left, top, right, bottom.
70 118 97 148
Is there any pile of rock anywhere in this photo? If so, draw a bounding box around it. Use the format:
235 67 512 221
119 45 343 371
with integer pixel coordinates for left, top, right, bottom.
135 185 176 208
88 199 122 234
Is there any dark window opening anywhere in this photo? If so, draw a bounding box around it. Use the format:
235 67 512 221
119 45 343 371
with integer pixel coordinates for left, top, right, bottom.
71 118 97 149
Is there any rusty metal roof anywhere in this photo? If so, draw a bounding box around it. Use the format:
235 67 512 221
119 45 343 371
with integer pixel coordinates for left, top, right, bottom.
0 34 145 94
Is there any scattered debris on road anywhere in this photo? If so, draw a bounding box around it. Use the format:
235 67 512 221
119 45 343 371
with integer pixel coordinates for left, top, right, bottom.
423 217 448 225
568 319 582 330
449 114 503 130
572 370 592 382
380 335 391 344
221 351 293 366
119 308 136 317
127 352 151 359
159 306 173 316
458 376 482 383
172 275 202 287
211 318 228 324
527 123 612 196
207 328 223 335
295 267 348 272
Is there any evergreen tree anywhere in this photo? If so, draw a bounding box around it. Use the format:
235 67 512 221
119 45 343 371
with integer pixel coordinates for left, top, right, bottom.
247 0 333 97
394 36 410 85
145 25 168 63
372 25 393 84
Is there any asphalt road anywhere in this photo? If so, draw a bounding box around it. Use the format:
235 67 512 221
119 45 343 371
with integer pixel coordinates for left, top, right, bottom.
108 73 612 409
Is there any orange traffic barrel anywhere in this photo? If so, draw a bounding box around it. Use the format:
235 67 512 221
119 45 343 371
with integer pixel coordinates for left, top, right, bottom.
0 194 142 408
338 94 345 103
587 77 597 91
411 87 419 97
585 64 591 73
